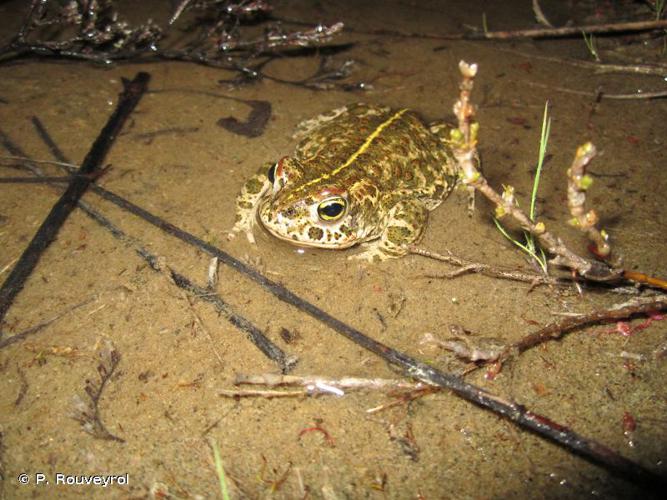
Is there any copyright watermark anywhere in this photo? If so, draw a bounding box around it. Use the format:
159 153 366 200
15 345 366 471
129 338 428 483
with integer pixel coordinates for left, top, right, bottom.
17 472 129 487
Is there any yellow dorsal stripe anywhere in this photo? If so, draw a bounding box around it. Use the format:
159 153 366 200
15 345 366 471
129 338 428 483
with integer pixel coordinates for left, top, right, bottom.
294 108 408 193
336 108 408 172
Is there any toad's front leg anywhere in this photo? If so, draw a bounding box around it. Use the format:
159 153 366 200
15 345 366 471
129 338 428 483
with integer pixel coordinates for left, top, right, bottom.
229 163 273 244
351 199 429 261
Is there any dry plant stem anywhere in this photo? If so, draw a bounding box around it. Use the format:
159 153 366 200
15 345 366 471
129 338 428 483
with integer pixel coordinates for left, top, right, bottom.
505 296 667 359
455 295 667 377
0 296 96 350
235 373 426 391
522 80 667 100
472 19 667 40
452 61 618 282
344 19 667 42
623 271 667 290
219 389 307 398
70 340 124 442
567 143 610 256
408 245 564 286
492 47 667 77
532 0 553 27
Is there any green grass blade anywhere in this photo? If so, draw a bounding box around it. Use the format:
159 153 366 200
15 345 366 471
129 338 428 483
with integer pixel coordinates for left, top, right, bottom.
530 101 551 222
212 440 231 500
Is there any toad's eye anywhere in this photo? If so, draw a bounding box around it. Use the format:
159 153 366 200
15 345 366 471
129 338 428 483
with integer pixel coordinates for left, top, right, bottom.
267 163 277 184
317 197 347 221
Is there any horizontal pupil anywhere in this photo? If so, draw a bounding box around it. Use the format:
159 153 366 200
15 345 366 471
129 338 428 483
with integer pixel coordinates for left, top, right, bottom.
320 202 344 218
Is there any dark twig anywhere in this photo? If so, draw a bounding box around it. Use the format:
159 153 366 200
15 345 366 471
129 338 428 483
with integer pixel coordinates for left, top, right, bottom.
70 340 124 442
0 175 77 184
347 18 667 41
169 269 297 373
0 120 296 373
507 297 667 358
456 296 667 378
409 245 566 286
0 296 96 350
522 80 667 100
466 19 667 40
0 72 150 328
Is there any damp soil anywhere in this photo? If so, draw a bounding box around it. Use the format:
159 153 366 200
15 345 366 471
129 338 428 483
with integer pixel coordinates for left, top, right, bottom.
1 1 666 498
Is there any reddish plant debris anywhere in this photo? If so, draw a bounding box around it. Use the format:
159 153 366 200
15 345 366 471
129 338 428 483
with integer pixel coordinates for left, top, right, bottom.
606 312 664 337
298 425 335 447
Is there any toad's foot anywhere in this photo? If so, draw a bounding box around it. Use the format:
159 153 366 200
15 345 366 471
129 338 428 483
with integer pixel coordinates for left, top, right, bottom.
228 165 272 244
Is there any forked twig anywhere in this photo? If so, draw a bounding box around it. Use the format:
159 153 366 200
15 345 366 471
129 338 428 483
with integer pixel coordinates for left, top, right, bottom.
70 340 124 442
409 245 565 286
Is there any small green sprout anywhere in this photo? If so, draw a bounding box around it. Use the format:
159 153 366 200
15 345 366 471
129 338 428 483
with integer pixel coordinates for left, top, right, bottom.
582 31 600 61
494 102 551 274
211 440 231 500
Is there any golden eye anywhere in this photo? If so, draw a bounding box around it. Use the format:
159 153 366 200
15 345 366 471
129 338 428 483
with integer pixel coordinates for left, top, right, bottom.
317 197 347 221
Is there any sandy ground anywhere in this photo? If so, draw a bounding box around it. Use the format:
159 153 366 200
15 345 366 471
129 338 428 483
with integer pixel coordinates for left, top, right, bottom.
1 0 666 498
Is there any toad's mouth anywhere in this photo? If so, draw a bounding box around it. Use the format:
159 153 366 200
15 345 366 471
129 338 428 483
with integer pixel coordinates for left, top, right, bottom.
259 220 360 249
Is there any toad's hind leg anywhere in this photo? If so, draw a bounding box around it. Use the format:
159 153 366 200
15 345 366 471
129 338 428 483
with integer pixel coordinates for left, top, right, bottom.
350 199 429 262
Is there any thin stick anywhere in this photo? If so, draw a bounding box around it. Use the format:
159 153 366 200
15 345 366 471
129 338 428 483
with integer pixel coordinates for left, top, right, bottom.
522 80 667 100
455 296 667 378
409 245 565 286
0 175 73 183
169 269 297 373
508 297 667 357
0 72 150 327
470 19 667 40
0 296 96 350
490 46 667 77
3 121 295 372
234 373 425 391
342 19 667 41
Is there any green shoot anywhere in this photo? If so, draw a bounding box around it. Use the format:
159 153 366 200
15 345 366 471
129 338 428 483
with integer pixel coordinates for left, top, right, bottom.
530 102 551 222
654 0 665 20
211 440 231 500
482 13 489 34
493 102 551 274
582 31 600 61
493 218 546 268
